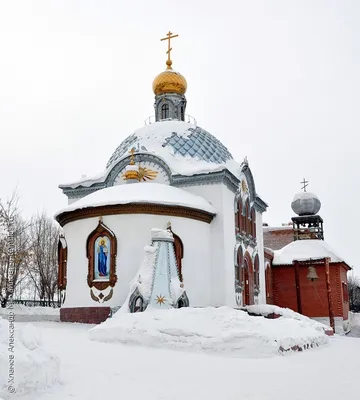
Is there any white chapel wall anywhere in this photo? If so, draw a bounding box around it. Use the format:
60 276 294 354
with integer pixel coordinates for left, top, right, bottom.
62 213 212 309
180 183 228 306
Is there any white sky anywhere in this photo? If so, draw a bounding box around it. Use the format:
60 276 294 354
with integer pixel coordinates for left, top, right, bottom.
0 1 359 273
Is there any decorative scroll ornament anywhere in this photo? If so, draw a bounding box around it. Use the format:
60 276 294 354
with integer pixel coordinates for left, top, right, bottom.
90 287 114 304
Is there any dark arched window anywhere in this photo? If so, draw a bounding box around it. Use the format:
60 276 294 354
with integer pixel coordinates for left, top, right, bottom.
235 199 240 234
58 235 67 292
265 264 273 303
134 297 143 312
246 200 251 234
180 105 185 121
161 103 169 119
235 246 243 285
251 208 256 238
254 254 260 292
239 200 245 233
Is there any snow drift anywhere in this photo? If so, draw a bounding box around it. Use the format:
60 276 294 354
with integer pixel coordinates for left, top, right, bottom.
89 306 329 358
242 304 333 335
0 316 59 398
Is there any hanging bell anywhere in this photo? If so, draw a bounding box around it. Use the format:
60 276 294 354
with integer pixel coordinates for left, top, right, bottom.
306 266 319 281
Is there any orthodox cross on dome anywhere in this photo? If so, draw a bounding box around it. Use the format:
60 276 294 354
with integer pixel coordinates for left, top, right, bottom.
301 178 309 192
161 31 178 69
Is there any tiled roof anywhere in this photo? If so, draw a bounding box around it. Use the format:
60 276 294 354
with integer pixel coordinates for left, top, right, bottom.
106 124 233 169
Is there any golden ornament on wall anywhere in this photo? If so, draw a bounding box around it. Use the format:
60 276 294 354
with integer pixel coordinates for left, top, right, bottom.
241 180 249 194
122 165 158 182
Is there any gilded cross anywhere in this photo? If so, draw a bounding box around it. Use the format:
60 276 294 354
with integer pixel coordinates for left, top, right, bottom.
161 31 178 67
129 147 135 165
301 178 309 192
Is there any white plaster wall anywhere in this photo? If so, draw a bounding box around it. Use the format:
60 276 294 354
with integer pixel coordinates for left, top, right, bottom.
256 210 266 304
222 186 238 308
63 213 211 308
179 184 228 306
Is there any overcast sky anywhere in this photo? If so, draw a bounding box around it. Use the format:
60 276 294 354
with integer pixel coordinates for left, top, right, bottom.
0 1 359 273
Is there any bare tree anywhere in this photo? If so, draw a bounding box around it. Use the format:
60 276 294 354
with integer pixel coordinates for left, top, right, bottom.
28 212 60 306
348 276 360 313
0 192 30 307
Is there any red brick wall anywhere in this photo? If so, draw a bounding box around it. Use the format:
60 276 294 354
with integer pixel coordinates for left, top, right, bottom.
60 307 111 324
263 228 294 250
272 263 348 318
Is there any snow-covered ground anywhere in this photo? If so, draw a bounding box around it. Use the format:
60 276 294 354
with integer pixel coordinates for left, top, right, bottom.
0 317 59 400
89 306 329 356
1 320 358 400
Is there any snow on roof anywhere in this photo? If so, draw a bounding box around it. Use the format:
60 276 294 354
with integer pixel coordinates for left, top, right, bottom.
272 239 346 265
263 225 293 232
54 182 216 217
60 120 242 189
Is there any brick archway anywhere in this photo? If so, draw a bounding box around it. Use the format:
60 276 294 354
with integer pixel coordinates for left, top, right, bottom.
243 252 254 306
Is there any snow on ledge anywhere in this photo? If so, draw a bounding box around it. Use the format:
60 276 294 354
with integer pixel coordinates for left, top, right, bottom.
88 306 329 358
55 182 216 217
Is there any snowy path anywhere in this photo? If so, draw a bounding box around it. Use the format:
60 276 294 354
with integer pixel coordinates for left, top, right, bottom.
17 322 360 400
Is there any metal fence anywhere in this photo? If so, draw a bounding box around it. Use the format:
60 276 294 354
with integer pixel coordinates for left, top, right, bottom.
11 299 61 308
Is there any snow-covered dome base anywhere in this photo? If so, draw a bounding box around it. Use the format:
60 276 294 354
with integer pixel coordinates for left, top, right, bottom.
106 120 241 178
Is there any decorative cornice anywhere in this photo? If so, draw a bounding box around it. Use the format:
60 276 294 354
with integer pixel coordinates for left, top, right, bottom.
60 153 173 198
254 196 268 213
56 202 215 227
173 169 239 193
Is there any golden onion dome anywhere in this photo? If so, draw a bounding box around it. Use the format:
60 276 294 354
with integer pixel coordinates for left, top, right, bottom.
152 60 187 96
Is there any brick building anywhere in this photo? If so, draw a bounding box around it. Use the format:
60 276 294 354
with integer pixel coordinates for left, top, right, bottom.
263 190 351 333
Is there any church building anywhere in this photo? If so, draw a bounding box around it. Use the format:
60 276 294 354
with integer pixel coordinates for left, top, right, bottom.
55 32 268 324
263 184 351 333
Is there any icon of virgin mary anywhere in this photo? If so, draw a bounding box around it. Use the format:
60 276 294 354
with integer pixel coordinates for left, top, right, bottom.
97 238 108 277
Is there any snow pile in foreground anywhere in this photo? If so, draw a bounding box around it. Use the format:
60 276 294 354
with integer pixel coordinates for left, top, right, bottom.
242 304 333 334
89 306 329 358
0 317 59 399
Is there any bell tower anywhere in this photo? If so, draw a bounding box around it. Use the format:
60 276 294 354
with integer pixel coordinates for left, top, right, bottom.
291 179 324 241
152 31 187 122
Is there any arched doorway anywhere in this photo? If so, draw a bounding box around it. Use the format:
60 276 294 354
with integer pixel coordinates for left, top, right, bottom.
243 253 254 306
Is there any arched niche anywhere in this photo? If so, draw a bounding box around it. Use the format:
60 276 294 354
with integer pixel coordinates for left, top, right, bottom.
86 219 117 291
